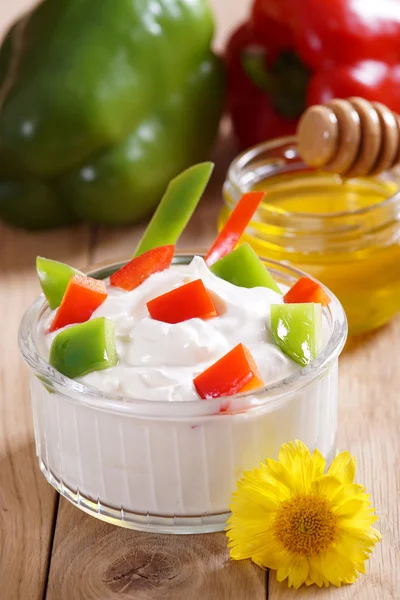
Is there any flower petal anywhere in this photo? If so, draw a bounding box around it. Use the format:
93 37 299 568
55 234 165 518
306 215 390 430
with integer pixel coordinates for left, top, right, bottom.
256 550 290 576
328 482 366 507
276 555 309 589
278 441 315 494
335 539 368 574
278 440 308 462
279 441 310 469
229 528 278 561
264 460 295 497
229 487 280 513
227 510 277 560
311 475 342 499
243 463 292 503
341 515 381 536
308 555 331 587
252 538 287 570
311 449 326 480
335 529 379 564
333 498 365 518
320 548 359 586
328 451 356 484
290 556 310 590
338 498 381 530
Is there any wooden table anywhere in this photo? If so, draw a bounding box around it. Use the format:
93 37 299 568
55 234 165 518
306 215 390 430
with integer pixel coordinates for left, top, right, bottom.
1 2 399 599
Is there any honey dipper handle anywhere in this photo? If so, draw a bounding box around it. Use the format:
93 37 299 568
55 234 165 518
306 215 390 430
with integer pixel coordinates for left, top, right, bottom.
296 98 400 177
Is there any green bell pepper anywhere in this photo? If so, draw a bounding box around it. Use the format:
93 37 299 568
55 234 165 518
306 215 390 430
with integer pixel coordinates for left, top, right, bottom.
134 162 214 257
0 0 224 229
36 256 82 309
49 317 118 379
270 303 322 367
210 243 282 293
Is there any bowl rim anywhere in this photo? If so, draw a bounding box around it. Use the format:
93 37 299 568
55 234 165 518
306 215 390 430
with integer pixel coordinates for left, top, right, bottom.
18 253 348 417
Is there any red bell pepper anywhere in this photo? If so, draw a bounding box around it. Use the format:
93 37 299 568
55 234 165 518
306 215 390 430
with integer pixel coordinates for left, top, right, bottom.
50 275 107 332
284 277 331 307
205 191 265 266
193 343 264 400
147 279 217 324
226 0 400 148
110 245 174 291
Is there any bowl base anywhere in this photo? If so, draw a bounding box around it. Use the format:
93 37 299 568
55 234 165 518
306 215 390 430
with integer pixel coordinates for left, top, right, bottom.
39 458 230 534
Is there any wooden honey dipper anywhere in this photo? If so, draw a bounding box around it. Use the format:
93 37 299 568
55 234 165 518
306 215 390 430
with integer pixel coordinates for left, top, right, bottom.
296 97 400 177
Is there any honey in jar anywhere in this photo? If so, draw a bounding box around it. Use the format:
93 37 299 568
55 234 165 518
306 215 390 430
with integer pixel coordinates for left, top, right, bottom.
222 137 400 334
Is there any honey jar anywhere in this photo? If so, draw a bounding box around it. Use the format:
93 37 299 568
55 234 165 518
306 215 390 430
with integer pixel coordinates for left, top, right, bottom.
222 137 400 334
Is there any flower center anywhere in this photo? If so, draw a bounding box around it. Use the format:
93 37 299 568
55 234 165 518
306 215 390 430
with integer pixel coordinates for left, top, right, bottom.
272 495 338 556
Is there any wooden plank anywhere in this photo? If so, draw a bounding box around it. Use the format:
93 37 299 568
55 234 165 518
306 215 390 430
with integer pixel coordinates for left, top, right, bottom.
46 504 266 600
0 224 91 599
269 320 400 599
45 136 266 599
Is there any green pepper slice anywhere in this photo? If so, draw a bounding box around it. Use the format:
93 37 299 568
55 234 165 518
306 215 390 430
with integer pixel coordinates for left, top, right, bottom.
49 317 118 379
271 303 322 367
36 256 82 309
134 162 214 257
210 243 281 293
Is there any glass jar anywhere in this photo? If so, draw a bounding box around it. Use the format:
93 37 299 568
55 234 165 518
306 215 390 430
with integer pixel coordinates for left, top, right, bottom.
19 255 346 534
222 137 400 334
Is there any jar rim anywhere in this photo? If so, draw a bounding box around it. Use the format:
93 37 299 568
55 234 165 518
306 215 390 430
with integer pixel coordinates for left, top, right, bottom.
18 253 347 417
227 136 400 219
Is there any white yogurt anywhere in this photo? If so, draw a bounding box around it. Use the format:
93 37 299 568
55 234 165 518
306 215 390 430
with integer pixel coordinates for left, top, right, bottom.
40 256 326 400
31 257 338 531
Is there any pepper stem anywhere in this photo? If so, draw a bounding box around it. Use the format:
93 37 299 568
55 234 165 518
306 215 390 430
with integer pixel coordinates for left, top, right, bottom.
241 47 310 119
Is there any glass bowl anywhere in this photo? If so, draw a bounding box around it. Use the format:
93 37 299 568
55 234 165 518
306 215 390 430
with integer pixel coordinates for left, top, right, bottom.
19 254 347 534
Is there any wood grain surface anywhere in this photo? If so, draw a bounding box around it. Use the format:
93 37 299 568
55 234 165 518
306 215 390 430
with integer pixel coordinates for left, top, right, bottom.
47 507 266 600
0 1 399 599
0 224 91 599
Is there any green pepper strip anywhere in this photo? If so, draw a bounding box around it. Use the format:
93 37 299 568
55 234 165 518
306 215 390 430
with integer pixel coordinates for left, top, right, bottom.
134 162 214 257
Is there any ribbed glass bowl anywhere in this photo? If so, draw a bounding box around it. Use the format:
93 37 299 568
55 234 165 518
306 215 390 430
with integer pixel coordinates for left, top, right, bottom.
19 254 347 534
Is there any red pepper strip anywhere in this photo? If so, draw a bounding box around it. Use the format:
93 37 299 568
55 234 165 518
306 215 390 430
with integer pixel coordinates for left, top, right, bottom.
194 343 264 400
147 279 217 324
110 245 174 291
205 191 266 266
284 277 331 306
49 275 107 332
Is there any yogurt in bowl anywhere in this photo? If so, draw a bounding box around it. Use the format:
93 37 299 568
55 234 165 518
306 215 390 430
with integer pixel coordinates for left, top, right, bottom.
19 254 347 534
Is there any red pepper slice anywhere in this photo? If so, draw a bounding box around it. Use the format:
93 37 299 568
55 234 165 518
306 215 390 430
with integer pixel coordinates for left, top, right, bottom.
49 275 107 332
284 276 331 306
147 279 217 324
193 343 264 400
110 245 174 291
205 192 266 266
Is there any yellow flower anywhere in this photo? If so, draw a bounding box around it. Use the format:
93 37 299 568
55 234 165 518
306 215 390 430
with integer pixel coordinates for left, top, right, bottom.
226 441 381 589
